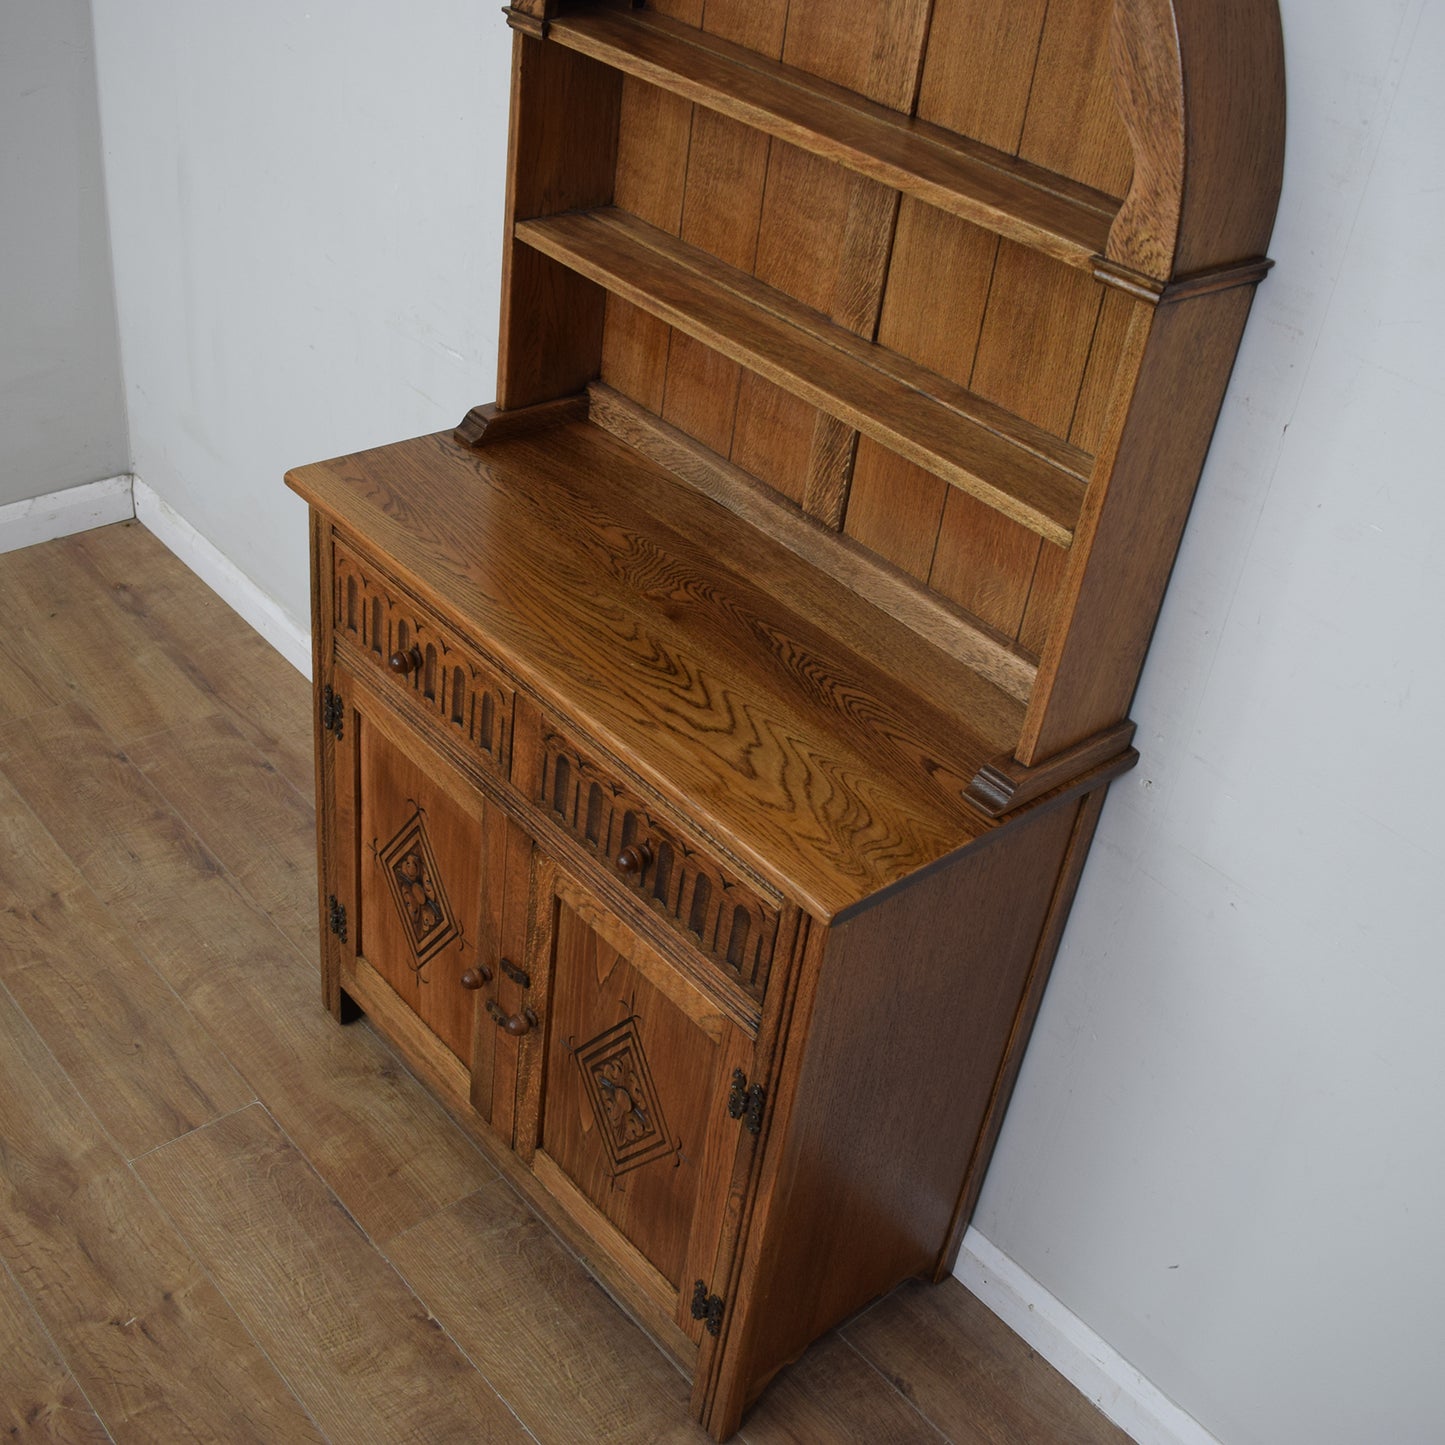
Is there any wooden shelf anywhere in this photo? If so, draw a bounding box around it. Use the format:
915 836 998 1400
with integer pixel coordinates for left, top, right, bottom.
516 207 1091 546
541 5 1120 272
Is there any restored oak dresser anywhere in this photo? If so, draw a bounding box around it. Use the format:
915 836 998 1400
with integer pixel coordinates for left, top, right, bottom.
287 2 1285 1436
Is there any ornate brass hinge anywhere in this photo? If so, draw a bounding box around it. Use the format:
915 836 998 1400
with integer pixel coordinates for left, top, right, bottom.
321 685 345 740
727 1068 765 1135
327 894 348 942
691 1280 724 1337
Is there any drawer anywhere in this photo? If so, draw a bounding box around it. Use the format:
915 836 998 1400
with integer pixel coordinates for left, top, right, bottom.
535 724 781 997
332 539 514 778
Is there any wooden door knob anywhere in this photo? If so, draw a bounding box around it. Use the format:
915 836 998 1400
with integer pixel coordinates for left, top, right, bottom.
460 964 493 990
489 1001 538 1036
617 841 653 875
388 645 423 675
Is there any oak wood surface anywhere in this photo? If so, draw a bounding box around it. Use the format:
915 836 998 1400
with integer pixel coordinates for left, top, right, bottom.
517 208 1089 545
588 383 1038 702
497 34 619 410
715 800 1084 1429
547 6 1120 267
0 524 1129 1444
301 1 1281 1436
288 426 1024 918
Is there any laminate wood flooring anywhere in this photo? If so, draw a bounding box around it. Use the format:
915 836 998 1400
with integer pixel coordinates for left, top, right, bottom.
0 522 1131 1444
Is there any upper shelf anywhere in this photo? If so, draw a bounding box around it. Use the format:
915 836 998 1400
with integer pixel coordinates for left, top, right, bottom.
516 206 1091 547
539 5 1121 272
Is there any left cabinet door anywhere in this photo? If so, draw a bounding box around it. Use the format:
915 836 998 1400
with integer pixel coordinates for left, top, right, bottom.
320 662 532 1141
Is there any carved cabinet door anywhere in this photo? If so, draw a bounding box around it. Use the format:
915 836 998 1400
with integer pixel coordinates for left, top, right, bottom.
519 856 755 1345
329 664 530 1141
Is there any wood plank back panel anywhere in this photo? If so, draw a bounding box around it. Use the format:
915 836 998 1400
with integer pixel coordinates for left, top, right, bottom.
843 0 1140 658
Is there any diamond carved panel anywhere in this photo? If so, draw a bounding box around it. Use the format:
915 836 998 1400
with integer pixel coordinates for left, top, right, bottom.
378 809 461 969
574 1017 678 1177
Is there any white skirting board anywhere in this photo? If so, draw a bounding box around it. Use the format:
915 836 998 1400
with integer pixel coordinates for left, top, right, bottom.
132 479 312 678
0 475 136 554
956 1228 1221 1445
0 474 311 678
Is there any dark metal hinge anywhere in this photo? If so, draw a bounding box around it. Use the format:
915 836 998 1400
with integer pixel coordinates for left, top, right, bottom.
327 894 348 942
691 1280 724 1337
322 685 345 739
727 1068 765 1135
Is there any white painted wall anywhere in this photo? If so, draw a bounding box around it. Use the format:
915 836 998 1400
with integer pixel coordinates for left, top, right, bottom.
86 3 1444 1442
969 4 1445 1443
0 0 127 505
90 0 512 631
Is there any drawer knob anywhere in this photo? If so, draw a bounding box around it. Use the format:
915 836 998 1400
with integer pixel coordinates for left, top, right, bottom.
616 841 653 876
488 1001 538 1037
388 646 423 675
459 964 493 990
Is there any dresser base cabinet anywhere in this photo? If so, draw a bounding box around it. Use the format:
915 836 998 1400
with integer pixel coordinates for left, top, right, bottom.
290 0 1283 1435
295 465 1125 1437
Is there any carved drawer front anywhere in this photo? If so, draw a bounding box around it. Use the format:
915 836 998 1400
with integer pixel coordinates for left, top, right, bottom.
538 729 781 997
333 540 513 777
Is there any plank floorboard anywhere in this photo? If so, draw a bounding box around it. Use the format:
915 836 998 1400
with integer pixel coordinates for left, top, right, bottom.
387 1180 713 1445
0 703 230 912
0 989 322 1443
738 1332 951 1443
844 1278 1134 1443
0 539 223 745
0 773 254 1159
126 713 318 958
0 1261 110 1444
135 1105 533 1444
0 523 1130 1442
121 870 497 1243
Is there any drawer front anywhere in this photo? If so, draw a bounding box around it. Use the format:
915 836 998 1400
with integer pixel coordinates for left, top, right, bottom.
537 726 781 997
332 540 514 777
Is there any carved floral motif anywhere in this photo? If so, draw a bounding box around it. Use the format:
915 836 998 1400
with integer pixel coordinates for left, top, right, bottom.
378 809 461 970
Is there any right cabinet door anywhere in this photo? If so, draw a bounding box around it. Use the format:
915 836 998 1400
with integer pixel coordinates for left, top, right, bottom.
522 857 755 1345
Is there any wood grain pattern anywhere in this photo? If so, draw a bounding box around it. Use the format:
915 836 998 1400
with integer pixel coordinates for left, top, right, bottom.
780 0 933 110
0 988 322 1442
587 383 1038 702
1019 0 1134 196
286 4 1287 1437
660 102 770 453
739 1333 949 1444
713 799 1084 1431
1108 0 1286 279
387 1180 715 1444
0 1262 109 1444
126 712 318 957
134 1105 532 1443
290 428 1017 917
1021 284 1259 761
0 525 1133 1442
497 34 620 408
842 1280 1132 1445
535 865 748 1298
547 7 1119 267
518 209 1088 543
0 536 223 745
0 771 253 1160
915 0 1050 150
